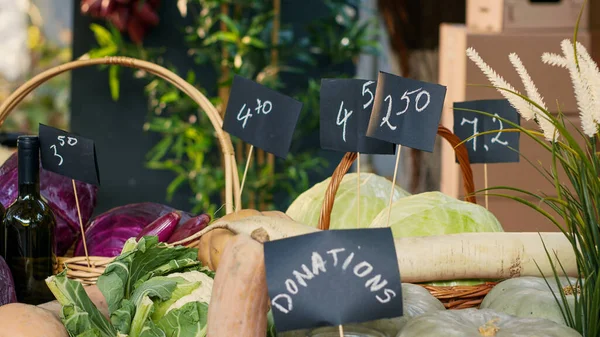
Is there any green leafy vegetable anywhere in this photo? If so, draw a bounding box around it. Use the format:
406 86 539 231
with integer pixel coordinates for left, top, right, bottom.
46 236 213 337
97 236 199 313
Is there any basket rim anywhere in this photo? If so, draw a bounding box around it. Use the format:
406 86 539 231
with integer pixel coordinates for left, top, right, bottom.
0 56 242 214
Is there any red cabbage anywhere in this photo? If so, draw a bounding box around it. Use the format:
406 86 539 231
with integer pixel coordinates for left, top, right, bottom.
0 256 16 306
0 153 97 256
74 202 192 257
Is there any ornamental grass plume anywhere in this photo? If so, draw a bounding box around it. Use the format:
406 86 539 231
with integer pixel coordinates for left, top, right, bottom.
466 47 557 141
542 39 600 137
462 27 600 337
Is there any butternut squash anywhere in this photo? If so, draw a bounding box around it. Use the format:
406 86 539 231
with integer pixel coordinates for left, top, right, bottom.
207 234 269 337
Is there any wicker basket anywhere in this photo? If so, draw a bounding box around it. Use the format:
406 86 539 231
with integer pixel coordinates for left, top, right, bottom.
316 125 498 309
0 56 242 285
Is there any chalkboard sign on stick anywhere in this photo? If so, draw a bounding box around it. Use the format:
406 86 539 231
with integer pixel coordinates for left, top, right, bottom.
39 124 100 186
222 75 303 159
366 71 447 152
320 79 395 154
264 228 403 332
453 99 521 164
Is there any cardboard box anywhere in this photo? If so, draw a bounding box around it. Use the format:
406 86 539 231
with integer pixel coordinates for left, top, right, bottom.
482 195 562 232
467 0 589 33
438 24 596 231
458 116 587 199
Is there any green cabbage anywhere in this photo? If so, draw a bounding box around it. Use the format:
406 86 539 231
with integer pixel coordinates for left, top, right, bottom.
369 191 504 287
286 173 411 229
369 191 504 236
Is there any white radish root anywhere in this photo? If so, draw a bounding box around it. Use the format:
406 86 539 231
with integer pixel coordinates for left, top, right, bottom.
185 214 578 283
395 232 578 283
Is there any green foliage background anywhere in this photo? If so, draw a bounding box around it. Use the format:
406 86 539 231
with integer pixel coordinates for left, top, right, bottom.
86 0 379 215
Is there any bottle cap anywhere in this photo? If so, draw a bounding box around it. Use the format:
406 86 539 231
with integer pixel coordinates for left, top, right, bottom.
17 135 40 149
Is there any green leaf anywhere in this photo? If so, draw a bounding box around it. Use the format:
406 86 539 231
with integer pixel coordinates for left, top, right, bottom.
45 272 116 337
129 295 155 337
242 36 266 49
129 276 180 306
62 304 93 333
134 258 202 289
139 320 166 337
90 23 115 47
156 301 209 337
160 91 180 104
111 299 136 335
202 31 239 46
218 14 240 35
151 280 201 322
88 45 118 59
109 65 121 101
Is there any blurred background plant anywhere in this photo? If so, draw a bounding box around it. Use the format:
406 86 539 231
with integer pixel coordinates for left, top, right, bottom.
81 0 379 215
0 0 71 134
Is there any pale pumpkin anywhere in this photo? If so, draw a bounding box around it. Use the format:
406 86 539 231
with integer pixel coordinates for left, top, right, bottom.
0 303 69 337
280 283 445 337
396 308 582 337
480 276 579 325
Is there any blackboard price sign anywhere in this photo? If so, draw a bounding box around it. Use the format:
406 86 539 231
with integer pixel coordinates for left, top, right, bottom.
222 75 303 158
320 79 395 154
453 99 521 163
264 228 403 332
366 71 447 152
39 124 100 185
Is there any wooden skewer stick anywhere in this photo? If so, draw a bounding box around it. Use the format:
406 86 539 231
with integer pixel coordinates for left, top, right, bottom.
239 145 254 203
72 179 90 267
357 152 360 229
386 145 402 227
338 324 344 337
483 163 489 209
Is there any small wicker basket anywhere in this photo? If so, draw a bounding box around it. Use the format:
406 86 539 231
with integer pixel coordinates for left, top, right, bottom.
0 56 242 285
316 126 498 309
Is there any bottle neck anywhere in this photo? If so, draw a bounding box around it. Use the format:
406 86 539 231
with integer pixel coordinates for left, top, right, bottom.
18 142 40 198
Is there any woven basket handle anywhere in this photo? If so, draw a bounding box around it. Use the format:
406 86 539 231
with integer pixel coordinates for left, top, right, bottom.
0 56 241 214
318 125 476 230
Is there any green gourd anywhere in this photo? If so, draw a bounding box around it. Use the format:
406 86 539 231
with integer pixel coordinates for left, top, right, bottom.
395 308 582 337
480 277 579 325
359 283 445 336
279 283 445 337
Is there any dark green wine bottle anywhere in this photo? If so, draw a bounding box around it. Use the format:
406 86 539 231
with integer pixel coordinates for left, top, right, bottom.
0 136 56 304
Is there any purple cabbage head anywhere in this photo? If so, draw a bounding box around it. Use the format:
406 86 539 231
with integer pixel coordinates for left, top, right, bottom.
0 256 17 306
74 202 192 257
0 153 98 256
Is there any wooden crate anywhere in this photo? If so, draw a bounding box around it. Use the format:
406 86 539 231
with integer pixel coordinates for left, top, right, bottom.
438 24 596 231
467 0 589 33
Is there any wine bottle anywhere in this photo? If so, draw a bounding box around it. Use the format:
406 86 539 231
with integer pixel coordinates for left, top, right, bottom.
0 136 56 304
